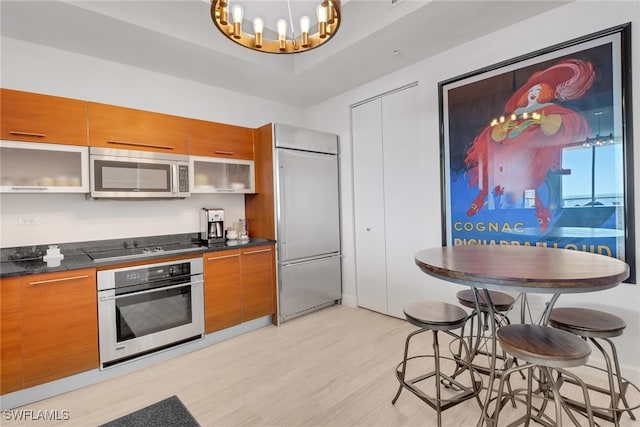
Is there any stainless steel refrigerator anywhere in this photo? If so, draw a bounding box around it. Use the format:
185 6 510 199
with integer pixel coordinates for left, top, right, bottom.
273 123 342 322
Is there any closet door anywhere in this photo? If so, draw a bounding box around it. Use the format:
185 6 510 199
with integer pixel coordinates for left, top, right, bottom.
352 84 422 317
381 85 424 318
352 99 388 313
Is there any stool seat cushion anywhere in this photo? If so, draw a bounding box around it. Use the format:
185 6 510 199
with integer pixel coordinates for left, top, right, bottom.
404 301 467 328
549 307 626 337
456 289 514 312
497 324 591 368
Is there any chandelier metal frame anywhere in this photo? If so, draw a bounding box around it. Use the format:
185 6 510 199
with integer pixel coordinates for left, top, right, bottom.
210 0 341 54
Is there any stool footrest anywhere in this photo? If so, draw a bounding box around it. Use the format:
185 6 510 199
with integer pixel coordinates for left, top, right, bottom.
394 354 481 412
556 372 639 422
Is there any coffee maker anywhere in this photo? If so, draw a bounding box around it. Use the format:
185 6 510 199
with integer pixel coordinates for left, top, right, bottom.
201 208 225 245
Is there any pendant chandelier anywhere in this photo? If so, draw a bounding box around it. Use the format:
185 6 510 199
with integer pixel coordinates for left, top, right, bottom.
210 0 341 54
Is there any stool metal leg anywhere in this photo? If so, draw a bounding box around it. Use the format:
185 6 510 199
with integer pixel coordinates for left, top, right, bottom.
393 327 482 426
493 363 596 427
433 330 443 427
555 336 637 425
392 328 425 404
603 336 637 421
591 337 621 426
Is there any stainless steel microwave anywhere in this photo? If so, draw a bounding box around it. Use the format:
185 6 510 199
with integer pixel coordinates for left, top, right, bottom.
89 147 190 199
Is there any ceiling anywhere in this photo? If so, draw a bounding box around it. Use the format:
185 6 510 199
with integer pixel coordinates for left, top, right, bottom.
1 0 571 107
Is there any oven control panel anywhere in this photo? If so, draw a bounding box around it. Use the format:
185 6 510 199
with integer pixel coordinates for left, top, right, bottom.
97 257 203 292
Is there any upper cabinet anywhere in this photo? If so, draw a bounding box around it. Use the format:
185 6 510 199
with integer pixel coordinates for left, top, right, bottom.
188 119 254 160
190 155 255 193
88 102 188 154
0 88 88 146
0 140 89 193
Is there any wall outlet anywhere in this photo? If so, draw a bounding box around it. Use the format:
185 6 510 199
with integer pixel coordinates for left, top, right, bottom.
17 215 38 226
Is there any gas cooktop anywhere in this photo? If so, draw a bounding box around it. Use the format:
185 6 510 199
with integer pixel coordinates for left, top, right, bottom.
84 242 205 262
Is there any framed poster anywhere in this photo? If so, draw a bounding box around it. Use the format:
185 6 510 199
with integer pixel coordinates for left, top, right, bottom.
439 23 635 282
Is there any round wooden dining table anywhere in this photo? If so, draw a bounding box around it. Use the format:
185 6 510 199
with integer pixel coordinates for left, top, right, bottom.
415 245 629 295
414 245 630 426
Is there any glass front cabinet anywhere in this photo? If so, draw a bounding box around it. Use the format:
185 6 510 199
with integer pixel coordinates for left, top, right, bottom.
190 156 255 194
0 140 89 193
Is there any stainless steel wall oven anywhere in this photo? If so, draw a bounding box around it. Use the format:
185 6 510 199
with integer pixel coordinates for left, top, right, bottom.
97 257 204 368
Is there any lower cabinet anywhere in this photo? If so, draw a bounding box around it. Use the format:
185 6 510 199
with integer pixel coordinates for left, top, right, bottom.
203 249 242 333
240 245 275 322
0 268 99 393
204 244 275 333
1 277 22 394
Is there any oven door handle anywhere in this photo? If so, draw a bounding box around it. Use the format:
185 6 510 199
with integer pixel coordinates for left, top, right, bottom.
99 279 204 301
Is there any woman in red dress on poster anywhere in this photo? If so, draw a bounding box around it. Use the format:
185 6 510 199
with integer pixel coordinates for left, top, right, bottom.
464 59 596 232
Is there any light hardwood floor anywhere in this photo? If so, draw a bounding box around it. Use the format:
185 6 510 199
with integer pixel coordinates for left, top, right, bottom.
2 305 638 426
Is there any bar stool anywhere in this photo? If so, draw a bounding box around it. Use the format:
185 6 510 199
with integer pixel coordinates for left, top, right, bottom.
494 324 595 426
549 307 637 426
392 301 482 427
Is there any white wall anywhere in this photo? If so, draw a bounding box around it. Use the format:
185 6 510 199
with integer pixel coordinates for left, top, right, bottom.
0 38 304 247
304 1 640 374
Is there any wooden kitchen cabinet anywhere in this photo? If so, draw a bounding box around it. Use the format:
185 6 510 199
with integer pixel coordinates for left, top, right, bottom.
188 119 254 160
1 276 23 394
20 268 99 388
0 140 89 193
190 155 255 194
203 249 242 333
203 244 276 332
0 88 88 146
88 102 188 154
241 245 275 322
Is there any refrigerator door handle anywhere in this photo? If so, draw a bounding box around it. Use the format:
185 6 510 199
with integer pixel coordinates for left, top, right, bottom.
277 149 287 259
279 253 340 267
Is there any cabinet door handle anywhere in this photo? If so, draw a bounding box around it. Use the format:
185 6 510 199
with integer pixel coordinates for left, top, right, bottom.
207 253 240 261
9 131 46 137
107 139 175 150
214 150 234 156
243 248 272 255
29 274 89 285
99 280 204 300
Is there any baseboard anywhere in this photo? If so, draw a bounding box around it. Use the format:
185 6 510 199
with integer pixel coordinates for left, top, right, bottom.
341 293 357 307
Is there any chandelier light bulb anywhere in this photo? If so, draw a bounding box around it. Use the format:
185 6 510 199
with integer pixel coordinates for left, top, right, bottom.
326 0 335 24
316 4 328 23
300 15 311 48
231 4 243 39
253 17 264 48
231 4 244 23
317 5 328 38
277 18 288 51
300 15 310 33
277 18 288 38
253 16 264 33
219 4 228 25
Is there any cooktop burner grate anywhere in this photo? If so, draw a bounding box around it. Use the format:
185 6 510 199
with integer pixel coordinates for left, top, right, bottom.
85 243 204 262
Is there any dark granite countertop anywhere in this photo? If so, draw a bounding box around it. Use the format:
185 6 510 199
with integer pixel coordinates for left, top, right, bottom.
0 233 276 278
